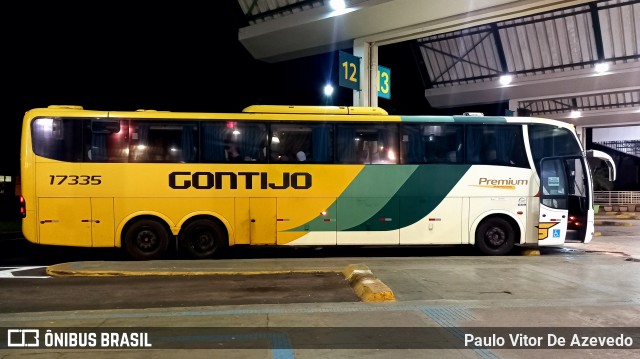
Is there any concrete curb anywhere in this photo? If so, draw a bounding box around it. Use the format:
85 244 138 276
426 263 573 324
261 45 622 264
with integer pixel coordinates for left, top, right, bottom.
342 263 396 302
519 248 540 256
599 211 638 217
46 264 333 277
594 220 634 226
47 262 397 303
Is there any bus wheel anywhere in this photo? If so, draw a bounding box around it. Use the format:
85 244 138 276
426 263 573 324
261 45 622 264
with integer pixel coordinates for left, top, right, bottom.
124 219 170 260
475 217 515 256
180 219 227 259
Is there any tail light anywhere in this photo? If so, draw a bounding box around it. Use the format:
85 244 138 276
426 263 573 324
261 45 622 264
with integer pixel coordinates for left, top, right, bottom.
18 195 26 218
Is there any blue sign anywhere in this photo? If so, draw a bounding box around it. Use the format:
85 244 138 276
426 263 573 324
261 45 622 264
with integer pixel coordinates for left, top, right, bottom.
378 65 391 99
339 51 360 91
553 229 561 238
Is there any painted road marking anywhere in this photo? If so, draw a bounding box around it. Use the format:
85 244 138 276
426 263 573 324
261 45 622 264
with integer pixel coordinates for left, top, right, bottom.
0 266 50 279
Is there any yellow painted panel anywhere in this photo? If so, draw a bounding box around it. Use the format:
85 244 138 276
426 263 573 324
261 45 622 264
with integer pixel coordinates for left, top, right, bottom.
250 198 276 245
38 198 91 246
277 197 336 245
276 197 337 231
91 197 114 247
234 198 250 245
34 162 363 199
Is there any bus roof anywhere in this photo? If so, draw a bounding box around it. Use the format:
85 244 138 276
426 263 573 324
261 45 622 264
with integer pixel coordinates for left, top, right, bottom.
25 105 574 129
242 105 388 115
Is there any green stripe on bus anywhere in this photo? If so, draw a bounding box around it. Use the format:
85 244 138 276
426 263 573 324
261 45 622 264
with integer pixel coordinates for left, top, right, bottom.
287 164 471 232
343 164 471 231
286 166 418 232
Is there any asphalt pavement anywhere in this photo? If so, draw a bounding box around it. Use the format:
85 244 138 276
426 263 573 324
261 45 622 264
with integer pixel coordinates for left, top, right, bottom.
1 212 638 357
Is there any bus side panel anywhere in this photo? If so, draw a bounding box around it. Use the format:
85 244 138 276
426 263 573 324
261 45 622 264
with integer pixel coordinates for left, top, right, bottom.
38 197 91 246
91 197 115 247
399 197 463 244
448 165 534 245
249 198 276 245
526 196 541 244
468 197 526 244
277 197 337 245
234 198 250 245
336 197 399 245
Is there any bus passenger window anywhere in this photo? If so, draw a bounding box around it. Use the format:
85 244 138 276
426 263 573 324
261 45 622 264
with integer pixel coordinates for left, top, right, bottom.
201 122 228 162
227 122 267 162
225 143 242 162
401 124 463 164
270 123 332 163
337 123 397 164
466 124 528 167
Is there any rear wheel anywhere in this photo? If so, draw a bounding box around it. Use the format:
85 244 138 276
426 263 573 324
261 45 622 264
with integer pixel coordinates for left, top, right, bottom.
180 219 227 259
475 217 515 256
124 219 170 260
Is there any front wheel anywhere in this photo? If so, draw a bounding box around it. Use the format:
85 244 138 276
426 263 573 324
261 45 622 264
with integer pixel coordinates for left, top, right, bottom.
475 217 515 256
124 219 170 260
180 219 227 259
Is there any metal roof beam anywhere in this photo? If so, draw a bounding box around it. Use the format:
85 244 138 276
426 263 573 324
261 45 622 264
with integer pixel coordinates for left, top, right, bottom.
491 23 509 73
590 2 605 61
239 0 594 62
425 62 640 107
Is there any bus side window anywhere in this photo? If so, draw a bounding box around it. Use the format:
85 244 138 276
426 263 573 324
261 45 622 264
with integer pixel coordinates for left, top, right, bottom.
233 122 267 162
336 125 357 163
225 142 242 162
422 124 463 164
342 123 397 164
401 125 425 164
201 122 228 162
271 123 332 163
87 119 128 163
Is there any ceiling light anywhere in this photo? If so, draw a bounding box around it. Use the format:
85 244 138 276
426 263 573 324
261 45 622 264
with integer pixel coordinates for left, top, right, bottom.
594 62 609 74
329 0 346 10
323 84 334 96
499 74 513 86
569 110 582 118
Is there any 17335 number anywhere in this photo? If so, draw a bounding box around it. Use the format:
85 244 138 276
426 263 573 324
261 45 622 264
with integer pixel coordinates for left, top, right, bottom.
49 175 102 185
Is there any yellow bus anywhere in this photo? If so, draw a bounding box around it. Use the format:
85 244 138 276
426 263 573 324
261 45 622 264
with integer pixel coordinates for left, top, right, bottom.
19 105 615 260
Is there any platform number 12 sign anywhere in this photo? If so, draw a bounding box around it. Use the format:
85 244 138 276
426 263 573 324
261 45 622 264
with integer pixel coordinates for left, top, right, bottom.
339 51 391 99
339 51 360 91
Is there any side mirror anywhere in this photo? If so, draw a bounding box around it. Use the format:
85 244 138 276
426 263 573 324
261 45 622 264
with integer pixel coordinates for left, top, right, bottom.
586 150 616 181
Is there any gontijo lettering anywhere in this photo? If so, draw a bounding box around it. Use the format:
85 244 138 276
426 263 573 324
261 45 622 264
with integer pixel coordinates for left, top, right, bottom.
169 171 312 190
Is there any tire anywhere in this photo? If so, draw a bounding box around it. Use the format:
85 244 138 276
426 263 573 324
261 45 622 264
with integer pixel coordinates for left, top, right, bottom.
124 219 170 260
180 219 227 259
475 217 515 256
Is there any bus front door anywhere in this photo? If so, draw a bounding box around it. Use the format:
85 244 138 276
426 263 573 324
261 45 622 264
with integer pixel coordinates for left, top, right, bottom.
538 158 569 246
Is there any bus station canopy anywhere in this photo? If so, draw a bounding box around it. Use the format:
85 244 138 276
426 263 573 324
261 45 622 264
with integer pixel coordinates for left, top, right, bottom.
236 0 640 128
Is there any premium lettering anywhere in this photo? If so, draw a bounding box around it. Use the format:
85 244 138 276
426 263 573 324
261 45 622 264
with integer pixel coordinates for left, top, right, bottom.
169 171 312 190
479 177 528 186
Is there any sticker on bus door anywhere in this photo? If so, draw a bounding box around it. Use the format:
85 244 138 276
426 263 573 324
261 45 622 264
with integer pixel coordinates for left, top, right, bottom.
538 158 569 246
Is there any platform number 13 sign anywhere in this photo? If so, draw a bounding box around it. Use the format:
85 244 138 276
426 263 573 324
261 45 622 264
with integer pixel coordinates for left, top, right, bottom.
339 51 390 99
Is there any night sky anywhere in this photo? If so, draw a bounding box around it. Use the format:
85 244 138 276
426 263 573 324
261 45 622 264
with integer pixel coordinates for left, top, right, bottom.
2 1 501 176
